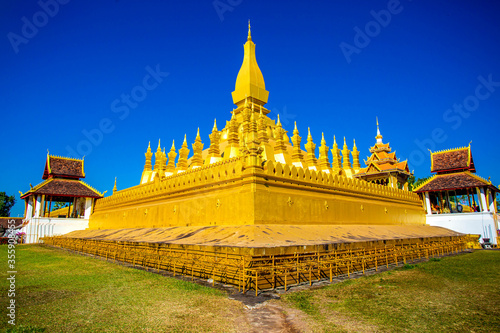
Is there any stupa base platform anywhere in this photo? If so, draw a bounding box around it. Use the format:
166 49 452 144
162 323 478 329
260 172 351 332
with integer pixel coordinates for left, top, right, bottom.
42 225 475 294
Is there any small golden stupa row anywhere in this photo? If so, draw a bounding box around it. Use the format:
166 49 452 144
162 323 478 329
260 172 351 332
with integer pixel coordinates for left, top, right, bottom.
140 120 365 183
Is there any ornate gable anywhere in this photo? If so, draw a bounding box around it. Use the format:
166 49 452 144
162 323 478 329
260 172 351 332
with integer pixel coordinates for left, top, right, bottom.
43 155 85 180
430 146 474 174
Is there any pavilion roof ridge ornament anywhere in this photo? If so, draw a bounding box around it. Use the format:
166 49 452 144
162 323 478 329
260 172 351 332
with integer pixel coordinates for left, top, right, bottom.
431 145 470 155
47 154 84 162
81 180 104 197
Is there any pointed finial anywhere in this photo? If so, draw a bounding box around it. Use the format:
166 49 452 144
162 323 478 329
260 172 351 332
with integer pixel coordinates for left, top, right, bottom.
353 139 357 150
196 127 200 139
248 20 252 41
277 114 281 126
213 119 218 131
47 149 50 155
148 141 151 149
321 132 326 145
157 139 161 150
183 134 187 144
171 140 175 150
344 136 346 144
308 127 311 136
333 135 337 145
294 121 297 131
375 117 383 143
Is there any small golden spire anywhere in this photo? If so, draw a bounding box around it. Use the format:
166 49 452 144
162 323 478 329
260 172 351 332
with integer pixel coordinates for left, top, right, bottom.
376 117 383 143
344 136 346 145
248 19 252 41
294 121 298 134
321 132 326 145
183 134 187 144
353 139 358 150
277 114 281 127
213 119 218 131
113 177 117 194
157 139 161 150
196 127 201 139
171 140 175 150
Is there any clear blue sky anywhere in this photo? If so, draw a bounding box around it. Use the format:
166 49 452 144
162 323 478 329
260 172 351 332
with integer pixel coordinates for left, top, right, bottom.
1 0 499 217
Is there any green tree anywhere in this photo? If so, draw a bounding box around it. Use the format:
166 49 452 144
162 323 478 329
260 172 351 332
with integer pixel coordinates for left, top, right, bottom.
407 175 430 191
0 192 16 216
52 201 68 211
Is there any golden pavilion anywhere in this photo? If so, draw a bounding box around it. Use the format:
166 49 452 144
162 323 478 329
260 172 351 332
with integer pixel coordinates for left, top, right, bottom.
43 24 472 294
353 118 411 190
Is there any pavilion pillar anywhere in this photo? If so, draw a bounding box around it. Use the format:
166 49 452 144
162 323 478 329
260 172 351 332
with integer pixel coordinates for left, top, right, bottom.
424 192 432 215
25 198 34 219
493 193 498 214
34 195 41 218
478 187 488 212
48 196 52 217
84 198 92 219
71 197 77 217
487 189 495 212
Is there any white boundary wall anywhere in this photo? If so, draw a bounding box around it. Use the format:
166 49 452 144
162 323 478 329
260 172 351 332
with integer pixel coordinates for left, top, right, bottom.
21 217 89 244
425 212 498 245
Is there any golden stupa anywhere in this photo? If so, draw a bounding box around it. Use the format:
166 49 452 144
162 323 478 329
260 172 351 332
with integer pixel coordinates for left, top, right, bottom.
44 24 471 294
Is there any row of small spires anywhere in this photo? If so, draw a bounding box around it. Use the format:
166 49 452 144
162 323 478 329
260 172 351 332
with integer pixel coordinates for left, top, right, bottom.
46 151 85 161
142 113 362 175
430 142 472 155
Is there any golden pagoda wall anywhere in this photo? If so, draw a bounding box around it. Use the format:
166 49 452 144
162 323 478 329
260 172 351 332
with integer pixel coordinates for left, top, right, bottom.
89 157 425 230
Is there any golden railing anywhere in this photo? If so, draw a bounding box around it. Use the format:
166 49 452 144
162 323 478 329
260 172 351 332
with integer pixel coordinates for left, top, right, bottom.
42 235 471 296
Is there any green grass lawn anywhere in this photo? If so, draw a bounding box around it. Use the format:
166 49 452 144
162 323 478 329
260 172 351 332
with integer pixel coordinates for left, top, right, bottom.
0 245 249 333
1 245 499 333
281 250 500 332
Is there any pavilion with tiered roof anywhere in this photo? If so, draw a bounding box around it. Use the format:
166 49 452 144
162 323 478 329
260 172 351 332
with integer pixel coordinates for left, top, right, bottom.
414 145 498 245
20 154 103 243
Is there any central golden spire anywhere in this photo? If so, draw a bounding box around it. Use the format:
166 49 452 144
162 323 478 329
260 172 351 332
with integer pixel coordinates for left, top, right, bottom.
232 21 269 108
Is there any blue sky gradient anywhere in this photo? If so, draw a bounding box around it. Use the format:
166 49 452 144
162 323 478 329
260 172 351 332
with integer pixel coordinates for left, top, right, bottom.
1 0 499 217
